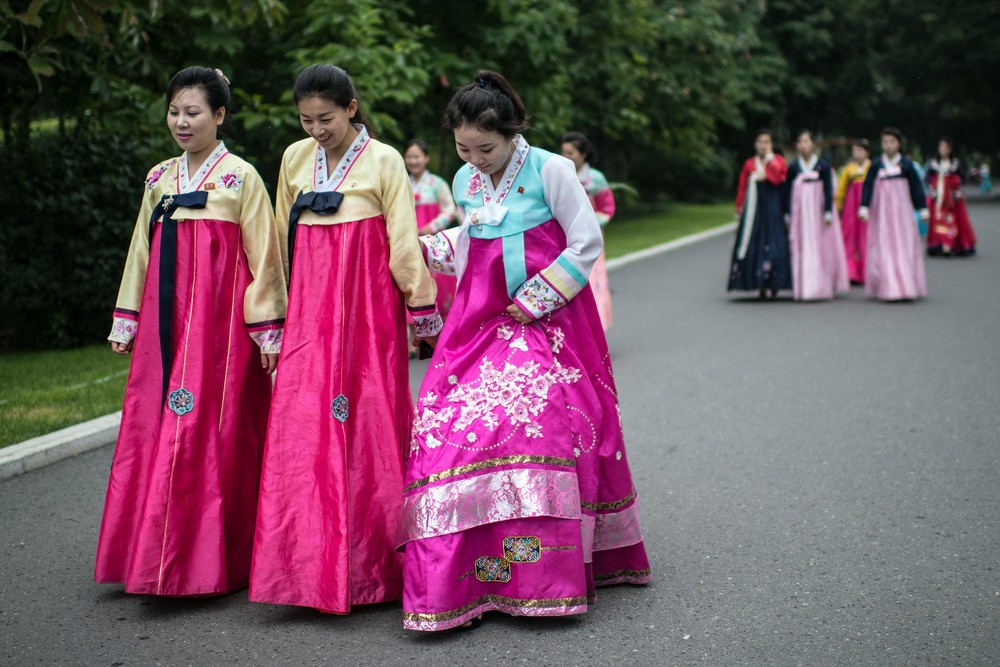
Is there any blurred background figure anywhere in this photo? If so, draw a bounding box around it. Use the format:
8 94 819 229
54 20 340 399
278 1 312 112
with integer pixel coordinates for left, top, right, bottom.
561 131 615 330
728 129 790 299
925 137 977 257
784 130 849 301
836 139 872 284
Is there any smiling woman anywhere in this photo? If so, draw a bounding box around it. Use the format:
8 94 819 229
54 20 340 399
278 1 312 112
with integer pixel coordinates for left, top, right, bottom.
94 66 288 598
249 63 442 616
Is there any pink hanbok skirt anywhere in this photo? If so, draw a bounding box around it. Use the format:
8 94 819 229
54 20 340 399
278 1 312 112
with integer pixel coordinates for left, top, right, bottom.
400 220 650 631
789 175 849 301
250 217 410 613
95 219 271 596
841 181 867 284
589 245 612 330
866 178 927 301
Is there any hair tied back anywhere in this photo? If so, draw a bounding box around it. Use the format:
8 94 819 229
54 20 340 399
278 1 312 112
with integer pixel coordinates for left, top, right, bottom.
476 78 488 89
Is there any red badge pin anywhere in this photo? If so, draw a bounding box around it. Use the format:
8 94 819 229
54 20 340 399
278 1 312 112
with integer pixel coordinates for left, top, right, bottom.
204 182 216 190
517 186 524 194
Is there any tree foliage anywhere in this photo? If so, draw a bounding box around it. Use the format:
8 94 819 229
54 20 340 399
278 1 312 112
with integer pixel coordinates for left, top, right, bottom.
0 0 995 348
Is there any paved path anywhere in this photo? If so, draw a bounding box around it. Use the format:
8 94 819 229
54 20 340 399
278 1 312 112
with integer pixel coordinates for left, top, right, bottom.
2 203 998 666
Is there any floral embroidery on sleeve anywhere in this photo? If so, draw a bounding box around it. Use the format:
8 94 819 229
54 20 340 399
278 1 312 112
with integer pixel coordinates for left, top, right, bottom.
513 275 567 320
421 234 457 276
217 171 244 191
249 327 283 354
145 165 168 191
108 316 138 345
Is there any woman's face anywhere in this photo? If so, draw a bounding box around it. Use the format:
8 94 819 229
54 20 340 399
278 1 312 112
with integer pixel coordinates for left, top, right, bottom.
167 87 223 155
298 95 358 153
938 140 952 159
882 134 901 157
404 145 430 176
796 133 815 158
453 124 514 175
560 142 586 171
851 145 869 163
754 134 772 157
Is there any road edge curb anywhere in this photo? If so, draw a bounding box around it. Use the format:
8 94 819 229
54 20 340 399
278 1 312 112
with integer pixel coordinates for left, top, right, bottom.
0 220 736 482
0 411 121 481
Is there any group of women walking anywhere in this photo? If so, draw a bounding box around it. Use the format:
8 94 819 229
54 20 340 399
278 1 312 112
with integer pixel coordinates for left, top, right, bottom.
95 64 646 631
728 127 977 302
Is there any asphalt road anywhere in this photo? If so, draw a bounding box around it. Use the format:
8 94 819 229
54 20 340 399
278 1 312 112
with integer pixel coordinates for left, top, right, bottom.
2 201 998 667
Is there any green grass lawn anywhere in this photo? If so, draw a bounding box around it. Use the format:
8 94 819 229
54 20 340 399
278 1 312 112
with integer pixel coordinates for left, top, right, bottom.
0 202 730 448
604 201 733 259
0 344 130 447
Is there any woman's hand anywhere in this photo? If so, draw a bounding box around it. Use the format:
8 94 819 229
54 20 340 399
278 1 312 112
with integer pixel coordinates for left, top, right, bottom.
261 353 278 375
110 341 133 355
506 304 533 325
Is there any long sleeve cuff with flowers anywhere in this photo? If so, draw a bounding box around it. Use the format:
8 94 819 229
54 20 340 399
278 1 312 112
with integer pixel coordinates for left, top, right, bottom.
420 229 459 276
108 308 139 345
248 321 285 354
512 254 589 320
408 304 444 338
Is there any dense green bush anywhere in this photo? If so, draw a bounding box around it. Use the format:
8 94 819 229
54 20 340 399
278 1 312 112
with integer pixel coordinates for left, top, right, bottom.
0 128 160 349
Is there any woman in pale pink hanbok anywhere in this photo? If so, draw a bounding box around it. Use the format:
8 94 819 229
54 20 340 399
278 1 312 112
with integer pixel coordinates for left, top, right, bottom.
859 128 929 301
783 130 849 301
400 71 650 632
561 131 615 330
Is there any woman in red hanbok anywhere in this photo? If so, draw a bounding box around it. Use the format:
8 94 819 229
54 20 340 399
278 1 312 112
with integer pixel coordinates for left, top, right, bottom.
925 138 977 257
95 67 287 596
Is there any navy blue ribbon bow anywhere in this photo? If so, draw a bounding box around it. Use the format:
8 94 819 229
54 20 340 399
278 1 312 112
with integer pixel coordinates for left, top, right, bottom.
149 190 209 406
287 190 343 286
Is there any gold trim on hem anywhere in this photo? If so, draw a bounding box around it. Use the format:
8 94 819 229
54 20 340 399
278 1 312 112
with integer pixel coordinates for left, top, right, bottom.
405 455 575 492
581 487 636 512
593 567 651 582
403 594 589 623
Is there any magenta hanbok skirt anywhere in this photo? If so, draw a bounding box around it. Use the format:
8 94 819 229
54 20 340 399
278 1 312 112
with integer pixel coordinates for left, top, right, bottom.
400 220 650 631
841 181 867 284
95 219 272 596
866 178 927 301
250 217 410 613
789 175 849 301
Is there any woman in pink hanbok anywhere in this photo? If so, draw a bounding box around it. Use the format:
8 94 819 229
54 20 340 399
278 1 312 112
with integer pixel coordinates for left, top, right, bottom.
95 67 287 596
859 128 929 301
835 139 871 284
405 139 458 316
783 130 849 301
401 71 650 632
561 131 615 330
249 65 442 614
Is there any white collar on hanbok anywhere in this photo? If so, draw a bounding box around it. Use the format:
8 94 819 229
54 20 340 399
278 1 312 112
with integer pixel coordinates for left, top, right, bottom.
798 154 819 172
883 153 902 168
577 162 592 188
314 124 370 192
178 141 228 193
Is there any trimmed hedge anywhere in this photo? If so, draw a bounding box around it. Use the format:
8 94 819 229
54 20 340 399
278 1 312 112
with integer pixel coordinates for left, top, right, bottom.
0 130 157 349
